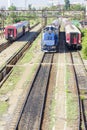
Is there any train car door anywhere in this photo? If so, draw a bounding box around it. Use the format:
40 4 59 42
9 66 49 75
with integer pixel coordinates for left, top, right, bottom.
8 29 14 38
70 33 79 44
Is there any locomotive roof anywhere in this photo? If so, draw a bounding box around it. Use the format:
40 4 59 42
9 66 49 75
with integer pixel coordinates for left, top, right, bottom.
65 24 81 34
43 25 57 30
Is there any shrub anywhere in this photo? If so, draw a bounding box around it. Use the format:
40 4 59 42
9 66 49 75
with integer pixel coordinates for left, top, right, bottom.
81 29 87 59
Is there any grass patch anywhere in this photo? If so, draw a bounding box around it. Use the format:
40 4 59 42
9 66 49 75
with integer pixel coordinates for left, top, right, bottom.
47 18 55 25
66 92 78 125
0 101 9 116
48 87 57 130
66 88 71 93
60 25 64 32
19 34 41 64
22 63 40 89
66 66 71 85
66 66 78 126
80 95 85 100
30 19 40 26
0 66 24 95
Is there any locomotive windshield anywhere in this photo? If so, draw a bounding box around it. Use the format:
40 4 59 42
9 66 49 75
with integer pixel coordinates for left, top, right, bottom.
44 26 56 31
43 33 55 40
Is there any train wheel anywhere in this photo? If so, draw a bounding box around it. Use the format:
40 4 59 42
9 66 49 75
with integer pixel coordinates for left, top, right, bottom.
77 46 82 50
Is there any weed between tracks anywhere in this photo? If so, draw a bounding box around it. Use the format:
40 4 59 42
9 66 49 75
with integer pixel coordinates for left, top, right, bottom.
66 92 78 125
0 101 9 116
0 67 24 94
22 64 38 88
66 66 78 127
19 35 41 64
48 87 56 130
30 19 39 26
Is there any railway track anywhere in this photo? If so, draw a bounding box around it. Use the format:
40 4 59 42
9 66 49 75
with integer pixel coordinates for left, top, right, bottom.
70 51 87 130
8 53 54 130
7 32 67 130
1 30 86 130
0 41 10 52
42 32 67 130
0 23 42 86
0 22 39 53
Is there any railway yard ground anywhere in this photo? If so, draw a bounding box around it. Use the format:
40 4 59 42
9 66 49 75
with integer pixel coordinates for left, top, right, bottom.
0 26 87 130
0 32 43 129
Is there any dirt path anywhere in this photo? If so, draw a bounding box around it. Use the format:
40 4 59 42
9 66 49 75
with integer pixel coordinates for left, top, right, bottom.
54 42 66 130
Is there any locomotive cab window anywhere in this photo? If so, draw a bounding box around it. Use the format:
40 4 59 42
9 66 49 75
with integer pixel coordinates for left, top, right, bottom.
43 32 55 40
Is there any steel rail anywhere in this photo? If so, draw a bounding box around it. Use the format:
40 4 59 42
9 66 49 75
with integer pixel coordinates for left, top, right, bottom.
70 51 87 130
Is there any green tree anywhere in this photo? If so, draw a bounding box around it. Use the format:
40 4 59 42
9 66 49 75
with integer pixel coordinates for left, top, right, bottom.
8 4 16 11
81 29 87 59
70 4 85 11
8 4 18 23
28 4 32 10
0 10 5 29
64 0 70 10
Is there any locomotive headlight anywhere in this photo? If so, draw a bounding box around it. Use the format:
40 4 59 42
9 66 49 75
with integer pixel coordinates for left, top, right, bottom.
52 46 56 49
41 41 45 46
42 42 46 46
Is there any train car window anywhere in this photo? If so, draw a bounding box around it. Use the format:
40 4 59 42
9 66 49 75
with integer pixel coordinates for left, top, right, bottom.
70 33 79 43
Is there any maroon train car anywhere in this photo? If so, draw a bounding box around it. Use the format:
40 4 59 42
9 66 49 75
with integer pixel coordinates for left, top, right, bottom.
4 21 30 41
65 24 82 50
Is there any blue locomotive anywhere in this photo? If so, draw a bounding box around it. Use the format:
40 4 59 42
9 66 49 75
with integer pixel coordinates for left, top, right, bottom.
41 25 59 52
